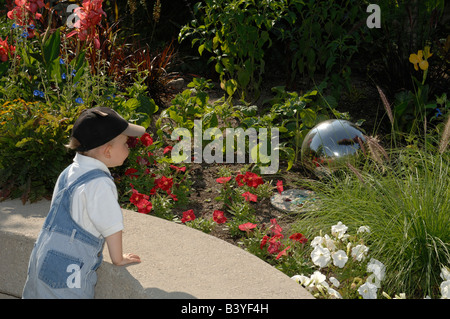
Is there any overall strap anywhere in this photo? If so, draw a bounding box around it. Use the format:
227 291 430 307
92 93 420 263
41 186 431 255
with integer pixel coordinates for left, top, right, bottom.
42 168 113 234
66 169 113 195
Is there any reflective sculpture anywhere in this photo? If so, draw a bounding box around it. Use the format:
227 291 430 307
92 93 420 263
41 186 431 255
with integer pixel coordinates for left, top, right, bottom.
301 119 366 175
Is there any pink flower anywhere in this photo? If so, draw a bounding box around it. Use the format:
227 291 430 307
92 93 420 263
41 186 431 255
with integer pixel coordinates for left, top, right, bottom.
7 0 45 37
242 191 257 202
213 210 227 224
67 0 106 48
181 209 195 223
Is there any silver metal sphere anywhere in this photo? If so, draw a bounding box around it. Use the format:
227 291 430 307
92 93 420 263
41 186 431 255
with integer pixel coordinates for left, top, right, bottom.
301 119 366 175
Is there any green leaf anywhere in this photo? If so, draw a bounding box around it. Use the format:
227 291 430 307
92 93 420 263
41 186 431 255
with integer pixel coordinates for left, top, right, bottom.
43 29 61 65
237 68 250 88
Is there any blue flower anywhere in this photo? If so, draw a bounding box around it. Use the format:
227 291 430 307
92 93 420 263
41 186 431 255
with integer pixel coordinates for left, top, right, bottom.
75 98 84 104
435 108 442 118
60 58 65 65
62 73 66 80
11 23 18 29
28 24 35 30
71 69 77 77
33 90 45 98
21 31 29 38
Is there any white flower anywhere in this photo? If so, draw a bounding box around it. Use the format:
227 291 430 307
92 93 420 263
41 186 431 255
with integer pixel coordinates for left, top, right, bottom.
323 234 337 251
367 258 386 281
311 245 331 268
440 266 450 281
331 221 348 239
358 282 378 299
357 226 371 234
393 293 406 299
351 244 369 261
366 274 382 288
327 287 342 299
329 276 340 288
310 236 324 247
291 274 310 287
332 250 348 268
310 235 337 251
441 280 450 299
309 271 326 286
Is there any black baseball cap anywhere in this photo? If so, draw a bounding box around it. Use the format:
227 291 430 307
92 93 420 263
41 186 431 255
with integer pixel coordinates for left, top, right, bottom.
72 106 145 151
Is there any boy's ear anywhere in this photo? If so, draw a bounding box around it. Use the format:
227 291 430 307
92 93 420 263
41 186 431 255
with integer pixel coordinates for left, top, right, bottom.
102 144 112 158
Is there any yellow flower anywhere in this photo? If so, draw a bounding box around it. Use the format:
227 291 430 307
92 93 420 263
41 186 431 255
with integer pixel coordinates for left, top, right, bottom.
409 46 432 71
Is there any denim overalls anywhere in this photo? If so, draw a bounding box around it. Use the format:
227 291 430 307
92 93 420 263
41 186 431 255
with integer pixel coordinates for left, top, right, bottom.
22 168 113 299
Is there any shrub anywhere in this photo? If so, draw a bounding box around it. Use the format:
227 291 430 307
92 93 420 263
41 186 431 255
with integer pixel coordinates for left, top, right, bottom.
0 99 78 202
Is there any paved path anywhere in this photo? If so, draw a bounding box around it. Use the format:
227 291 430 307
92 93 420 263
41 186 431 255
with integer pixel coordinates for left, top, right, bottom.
0 199 313 299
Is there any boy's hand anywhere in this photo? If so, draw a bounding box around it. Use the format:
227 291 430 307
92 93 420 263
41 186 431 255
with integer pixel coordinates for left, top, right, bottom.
116 253 141 266
106 231 141 266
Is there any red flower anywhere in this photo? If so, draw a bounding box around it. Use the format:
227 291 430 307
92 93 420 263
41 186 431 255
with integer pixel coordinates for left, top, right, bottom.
260 235 269 250
276 180 283 194
276 246 291 260
213 210 227 224
236 172 264 188
267 235 283 254
238 222 257 232
289 233 308 244
127 136 139 148
269 218 283 237
155 176 173 192
243 171 264 188
140 133 153 147
235 174 245 186
129 189 149 205
216 176 232 183
168 192 178 202
136 198 152 214
0 37 15 62
242 191 257 202
181 209 195 223
125 168 139 179
163 146 173 154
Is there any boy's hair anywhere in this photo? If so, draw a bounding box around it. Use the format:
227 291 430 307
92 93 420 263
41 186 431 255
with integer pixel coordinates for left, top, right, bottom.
66 137 87 155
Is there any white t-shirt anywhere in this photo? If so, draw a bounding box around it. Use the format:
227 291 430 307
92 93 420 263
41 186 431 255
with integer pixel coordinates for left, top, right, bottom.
52 153 124 238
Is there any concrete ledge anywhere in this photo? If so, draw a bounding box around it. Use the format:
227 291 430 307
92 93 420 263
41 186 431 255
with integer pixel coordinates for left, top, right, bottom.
0 199 313 299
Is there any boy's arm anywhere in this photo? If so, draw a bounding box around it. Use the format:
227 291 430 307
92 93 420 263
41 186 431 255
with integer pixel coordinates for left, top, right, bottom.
105 231 141 266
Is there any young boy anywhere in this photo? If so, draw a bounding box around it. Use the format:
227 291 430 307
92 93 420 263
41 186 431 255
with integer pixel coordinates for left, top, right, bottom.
22 106 144 299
